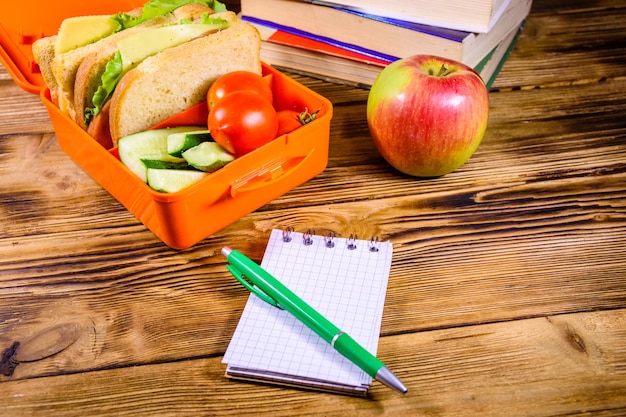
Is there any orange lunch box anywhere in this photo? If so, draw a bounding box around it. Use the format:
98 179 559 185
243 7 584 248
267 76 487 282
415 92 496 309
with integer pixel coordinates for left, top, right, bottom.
0 1 332 249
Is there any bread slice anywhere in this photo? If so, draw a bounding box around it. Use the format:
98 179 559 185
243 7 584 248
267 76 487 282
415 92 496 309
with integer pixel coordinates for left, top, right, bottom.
109 18 262 144
50 4 214 121
51 15 171 121
72 44 119 128
31 7 144 116
73 4 222 129
32 36 58 101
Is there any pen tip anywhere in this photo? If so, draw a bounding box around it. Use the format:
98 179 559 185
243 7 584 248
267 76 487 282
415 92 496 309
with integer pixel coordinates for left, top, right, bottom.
376 366 408 394
221 247 232 258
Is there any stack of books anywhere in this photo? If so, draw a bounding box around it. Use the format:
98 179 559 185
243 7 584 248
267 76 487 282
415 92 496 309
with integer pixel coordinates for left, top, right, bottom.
240 0 533 88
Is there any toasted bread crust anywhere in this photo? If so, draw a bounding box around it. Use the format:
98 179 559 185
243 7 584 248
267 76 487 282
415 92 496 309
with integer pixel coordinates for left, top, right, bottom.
32 36 58 89
32 36 60 105
109 17 262 144
72 44 120 129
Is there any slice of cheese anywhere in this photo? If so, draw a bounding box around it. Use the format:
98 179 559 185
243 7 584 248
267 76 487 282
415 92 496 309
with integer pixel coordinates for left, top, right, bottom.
117 23 229 72
55 15 117 55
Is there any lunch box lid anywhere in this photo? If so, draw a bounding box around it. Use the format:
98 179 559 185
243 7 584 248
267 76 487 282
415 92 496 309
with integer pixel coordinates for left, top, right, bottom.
0 0 142 93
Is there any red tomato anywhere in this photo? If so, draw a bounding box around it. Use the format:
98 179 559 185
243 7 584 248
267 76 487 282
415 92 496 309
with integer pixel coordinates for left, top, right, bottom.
208 90 279 156
276 110 303 137
275 107 321 137
207 71 273 109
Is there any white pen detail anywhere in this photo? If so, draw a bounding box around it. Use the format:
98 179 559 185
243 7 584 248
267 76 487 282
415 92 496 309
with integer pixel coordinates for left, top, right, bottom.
331 331 345 347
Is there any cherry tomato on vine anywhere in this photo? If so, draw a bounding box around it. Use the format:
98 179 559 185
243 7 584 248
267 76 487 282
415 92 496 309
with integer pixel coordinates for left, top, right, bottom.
275 107 321 136
276 110 302 137
207 71 273 109
208 90 279 156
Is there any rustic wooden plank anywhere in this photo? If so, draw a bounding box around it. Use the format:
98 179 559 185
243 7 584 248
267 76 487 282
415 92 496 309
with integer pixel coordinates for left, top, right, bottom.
1 0 625 414
273 78 626 208
1 78 624 238
528 0 626 14
0 81 53 135
492 5 626 89
2 173 624 380
1 73 624 381
3 309 626 416
0 69 12 82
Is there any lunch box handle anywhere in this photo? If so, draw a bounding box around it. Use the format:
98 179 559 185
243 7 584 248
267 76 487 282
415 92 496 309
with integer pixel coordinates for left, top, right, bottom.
229 149 316 197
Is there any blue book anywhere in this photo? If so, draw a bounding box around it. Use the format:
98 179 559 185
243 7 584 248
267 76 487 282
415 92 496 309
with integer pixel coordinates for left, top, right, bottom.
241 15 399 64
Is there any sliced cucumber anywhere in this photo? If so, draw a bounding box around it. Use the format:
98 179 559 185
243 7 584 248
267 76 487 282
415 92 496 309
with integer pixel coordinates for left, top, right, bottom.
118 126 201 182
141 158 192 170
167 130 215 157
182 142 235 172
147 168 207 193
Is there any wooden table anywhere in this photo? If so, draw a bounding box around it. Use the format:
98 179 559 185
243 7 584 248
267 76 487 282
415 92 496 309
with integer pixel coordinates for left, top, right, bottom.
2 1 625 415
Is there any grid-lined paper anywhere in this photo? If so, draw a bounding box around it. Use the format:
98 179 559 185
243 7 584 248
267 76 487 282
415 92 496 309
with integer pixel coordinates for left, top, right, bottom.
222 229 393 395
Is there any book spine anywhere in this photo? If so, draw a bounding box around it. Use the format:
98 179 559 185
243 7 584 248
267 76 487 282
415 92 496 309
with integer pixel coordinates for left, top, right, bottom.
241 15 399 63
485 22 525 88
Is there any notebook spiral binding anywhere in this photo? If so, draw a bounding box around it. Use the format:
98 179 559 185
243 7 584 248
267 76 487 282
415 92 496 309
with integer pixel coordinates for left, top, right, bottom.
280 228 382 253
281 226 294 242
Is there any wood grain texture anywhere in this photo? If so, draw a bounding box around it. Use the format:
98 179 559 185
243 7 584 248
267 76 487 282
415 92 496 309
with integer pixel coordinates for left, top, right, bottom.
3 310 626 416
1 0 625 415
0 82 53 135
492 3 626 89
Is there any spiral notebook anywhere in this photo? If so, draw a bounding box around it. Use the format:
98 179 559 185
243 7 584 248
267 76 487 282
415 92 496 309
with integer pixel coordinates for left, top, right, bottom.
222 228 393 396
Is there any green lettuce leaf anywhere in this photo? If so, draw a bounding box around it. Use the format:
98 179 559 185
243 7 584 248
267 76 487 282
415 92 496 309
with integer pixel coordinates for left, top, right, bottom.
111 0 227 32
180 13 228 25
200 13 228 25
84 51 124 127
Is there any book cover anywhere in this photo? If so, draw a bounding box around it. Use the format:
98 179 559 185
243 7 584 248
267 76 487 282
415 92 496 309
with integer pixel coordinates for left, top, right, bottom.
303 0 512 33
244 15 398 65
255 26 391 68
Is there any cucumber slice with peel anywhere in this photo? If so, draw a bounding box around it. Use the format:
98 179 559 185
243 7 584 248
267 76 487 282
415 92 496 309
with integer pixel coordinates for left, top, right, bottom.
141 158 194 170
147 168 207 193
167 130 214 157
118 126 201 182
182 142 235 172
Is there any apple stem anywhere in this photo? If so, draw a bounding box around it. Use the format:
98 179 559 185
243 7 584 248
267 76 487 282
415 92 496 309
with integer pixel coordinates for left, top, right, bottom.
427 63 457 77
438 64 454 77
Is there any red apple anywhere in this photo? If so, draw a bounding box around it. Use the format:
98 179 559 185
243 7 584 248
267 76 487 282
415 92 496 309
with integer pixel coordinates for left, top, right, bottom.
367 54 489 177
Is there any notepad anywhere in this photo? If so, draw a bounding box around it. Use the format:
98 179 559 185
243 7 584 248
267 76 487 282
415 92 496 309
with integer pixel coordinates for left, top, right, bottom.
222 228 393 396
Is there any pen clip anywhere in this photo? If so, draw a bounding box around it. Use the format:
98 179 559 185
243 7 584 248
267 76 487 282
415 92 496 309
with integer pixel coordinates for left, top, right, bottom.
226 264 284 310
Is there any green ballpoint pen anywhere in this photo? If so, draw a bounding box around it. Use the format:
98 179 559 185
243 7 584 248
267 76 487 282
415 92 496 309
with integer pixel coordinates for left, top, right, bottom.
222 246 408 394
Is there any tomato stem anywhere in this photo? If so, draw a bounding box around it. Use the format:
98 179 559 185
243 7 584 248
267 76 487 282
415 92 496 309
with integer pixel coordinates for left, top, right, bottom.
298 105 322 125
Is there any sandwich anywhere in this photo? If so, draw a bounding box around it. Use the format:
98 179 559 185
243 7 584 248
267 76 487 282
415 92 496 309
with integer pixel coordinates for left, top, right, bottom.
32 0 262 148
33 1 223 117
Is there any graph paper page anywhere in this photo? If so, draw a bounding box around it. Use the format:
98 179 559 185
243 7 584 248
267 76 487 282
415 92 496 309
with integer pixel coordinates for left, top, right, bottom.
223 229 393 390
